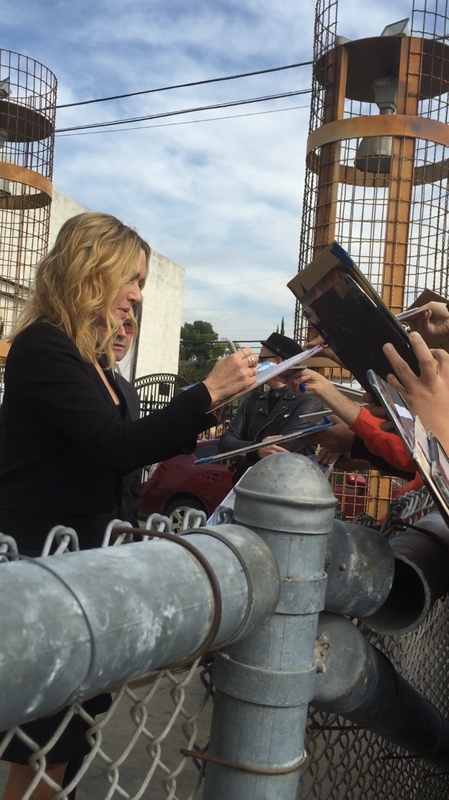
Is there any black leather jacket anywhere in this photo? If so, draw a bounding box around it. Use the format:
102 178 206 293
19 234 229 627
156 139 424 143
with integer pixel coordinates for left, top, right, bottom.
219 387 323 483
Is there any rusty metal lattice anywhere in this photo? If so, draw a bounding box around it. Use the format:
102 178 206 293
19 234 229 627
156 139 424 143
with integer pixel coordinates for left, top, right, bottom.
0 49 56 338
293 0 449 526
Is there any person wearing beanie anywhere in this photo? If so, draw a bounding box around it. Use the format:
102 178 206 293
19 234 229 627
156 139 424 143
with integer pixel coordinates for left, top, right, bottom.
218 332 323 484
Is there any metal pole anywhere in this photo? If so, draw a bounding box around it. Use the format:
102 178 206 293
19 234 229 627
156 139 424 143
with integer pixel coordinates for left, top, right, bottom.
361 510 449 635
314 612 449 771
0 524 280 733
324 517 394 618
203 453 336 800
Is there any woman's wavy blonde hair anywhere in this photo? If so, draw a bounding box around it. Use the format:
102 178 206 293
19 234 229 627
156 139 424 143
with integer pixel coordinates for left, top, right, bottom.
12 212 150 366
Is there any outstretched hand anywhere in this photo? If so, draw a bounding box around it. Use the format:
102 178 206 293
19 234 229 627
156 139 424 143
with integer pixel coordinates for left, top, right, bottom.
305 335 344 367
407 301 449 349
383 331 449 448
285 369 361 427
257 436 289 459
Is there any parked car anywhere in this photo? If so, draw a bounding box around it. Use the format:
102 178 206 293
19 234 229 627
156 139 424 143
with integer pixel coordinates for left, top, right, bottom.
139 441 405 531
139 439 233 531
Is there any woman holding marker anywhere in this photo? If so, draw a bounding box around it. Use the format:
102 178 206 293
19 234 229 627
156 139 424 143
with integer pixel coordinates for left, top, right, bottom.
0 212 258 800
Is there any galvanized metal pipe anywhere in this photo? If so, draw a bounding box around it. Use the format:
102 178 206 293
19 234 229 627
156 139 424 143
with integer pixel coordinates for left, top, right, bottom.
0 524 280 733
203 453 336 800
313 612 449 770
324 518 394 617
361 511 449 635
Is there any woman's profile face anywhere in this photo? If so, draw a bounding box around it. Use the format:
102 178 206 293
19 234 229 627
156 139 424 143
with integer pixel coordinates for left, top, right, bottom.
111 249 147 325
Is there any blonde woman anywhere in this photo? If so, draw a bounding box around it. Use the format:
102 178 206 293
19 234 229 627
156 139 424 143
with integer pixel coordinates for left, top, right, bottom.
0 212 257 799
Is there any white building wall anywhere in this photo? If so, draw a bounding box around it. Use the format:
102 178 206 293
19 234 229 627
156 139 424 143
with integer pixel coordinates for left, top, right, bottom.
135 249 184 378
49 189 183 379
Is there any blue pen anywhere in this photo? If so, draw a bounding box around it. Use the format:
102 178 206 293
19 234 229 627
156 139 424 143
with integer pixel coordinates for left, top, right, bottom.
322 415 331 424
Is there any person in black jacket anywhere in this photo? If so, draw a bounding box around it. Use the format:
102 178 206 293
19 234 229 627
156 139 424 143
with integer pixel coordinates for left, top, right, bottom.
219 332 323 484
0 211 258 800
99 317 142 527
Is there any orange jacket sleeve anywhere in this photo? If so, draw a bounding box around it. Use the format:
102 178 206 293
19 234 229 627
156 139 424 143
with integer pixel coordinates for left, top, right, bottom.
349 406 416 474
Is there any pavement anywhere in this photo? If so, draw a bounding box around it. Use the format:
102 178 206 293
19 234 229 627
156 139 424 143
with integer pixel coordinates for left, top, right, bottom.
0 671 212 799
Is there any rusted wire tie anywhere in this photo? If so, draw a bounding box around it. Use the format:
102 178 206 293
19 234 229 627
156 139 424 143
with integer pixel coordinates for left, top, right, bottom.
380 723 448 764
180 749 307 775
420 769 449 780
114 527 223 666
181 526 254 647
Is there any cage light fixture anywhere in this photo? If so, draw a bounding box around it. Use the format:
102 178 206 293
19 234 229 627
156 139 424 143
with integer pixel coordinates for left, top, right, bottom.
354 18 410 175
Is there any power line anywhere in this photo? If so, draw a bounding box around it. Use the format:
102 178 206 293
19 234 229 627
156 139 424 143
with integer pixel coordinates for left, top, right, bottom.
56 60 313 110
55 89 312 134
55 102 310 138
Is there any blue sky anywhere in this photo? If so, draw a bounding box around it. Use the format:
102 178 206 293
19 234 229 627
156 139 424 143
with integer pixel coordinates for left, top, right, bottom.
3 0 412 344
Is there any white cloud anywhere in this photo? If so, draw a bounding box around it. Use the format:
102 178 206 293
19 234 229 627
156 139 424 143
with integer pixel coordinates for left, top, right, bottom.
2 0 416 341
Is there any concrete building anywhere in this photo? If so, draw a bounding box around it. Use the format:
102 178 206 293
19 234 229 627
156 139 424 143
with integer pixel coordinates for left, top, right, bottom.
49 188 184 379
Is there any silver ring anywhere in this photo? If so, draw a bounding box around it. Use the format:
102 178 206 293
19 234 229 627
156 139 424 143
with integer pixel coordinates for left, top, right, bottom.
247 355 254 367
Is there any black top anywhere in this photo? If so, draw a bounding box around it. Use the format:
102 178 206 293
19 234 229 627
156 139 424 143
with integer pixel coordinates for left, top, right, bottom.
0 321 215 546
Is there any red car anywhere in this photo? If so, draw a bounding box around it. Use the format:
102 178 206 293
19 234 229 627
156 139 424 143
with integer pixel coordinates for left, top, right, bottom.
139 439 233 532
139 441 405 531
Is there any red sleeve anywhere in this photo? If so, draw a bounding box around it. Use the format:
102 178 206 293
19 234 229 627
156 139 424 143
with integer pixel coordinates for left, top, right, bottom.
349 406 416 473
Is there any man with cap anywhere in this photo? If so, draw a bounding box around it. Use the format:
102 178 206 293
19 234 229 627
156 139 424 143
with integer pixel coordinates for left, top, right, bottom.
218 332 323 484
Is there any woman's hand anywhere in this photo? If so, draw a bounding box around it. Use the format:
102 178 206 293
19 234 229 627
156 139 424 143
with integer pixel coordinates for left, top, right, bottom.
203 348 258 407
383 331 449 448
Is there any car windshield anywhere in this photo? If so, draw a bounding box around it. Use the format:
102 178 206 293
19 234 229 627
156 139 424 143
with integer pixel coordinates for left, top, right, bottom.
194 441 219 460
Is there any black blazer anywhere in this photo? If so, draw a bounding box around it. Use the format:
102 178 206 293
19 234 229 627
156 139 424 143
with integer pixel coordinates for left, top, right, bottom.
0 321 215 518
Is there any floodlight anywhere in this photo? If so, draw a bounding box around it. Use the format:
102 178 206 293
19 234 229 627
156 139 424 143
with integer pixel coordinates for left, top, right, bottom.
355 77 398 174
335 35 351 46
381 18 410 37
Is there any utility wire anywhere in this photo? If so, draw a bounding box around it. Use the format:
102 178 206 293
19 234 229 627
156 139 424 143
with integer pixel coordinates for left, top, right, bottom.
56 60 313 110
56 89 311 133
56 102 310 138
55 89 312 133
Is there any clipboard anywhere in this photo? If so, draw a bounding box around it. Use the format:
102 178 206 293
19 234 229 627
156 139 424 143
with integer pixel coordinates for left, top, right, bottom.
412 417 449 523
365 369 449 522
366 369 415 453
288 241 420 390
194 420 334 465
208 344 323 412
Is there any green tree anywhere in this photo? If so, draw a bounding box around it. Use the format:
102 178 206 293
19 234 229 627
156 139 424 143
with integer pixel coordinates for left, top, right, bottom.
178 320 235 387
275 317 285 335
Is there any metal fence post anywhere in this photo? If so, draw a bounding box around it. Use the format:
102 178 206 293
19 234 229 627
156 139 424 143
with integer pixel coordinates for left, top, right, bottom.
0 524 280 732
203 453 336 800
313 612 449 771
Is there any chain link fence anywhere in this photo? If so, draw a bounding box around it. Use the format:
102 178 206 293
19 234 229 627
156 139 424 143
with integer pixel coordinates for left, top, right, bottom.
1 490 449 799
